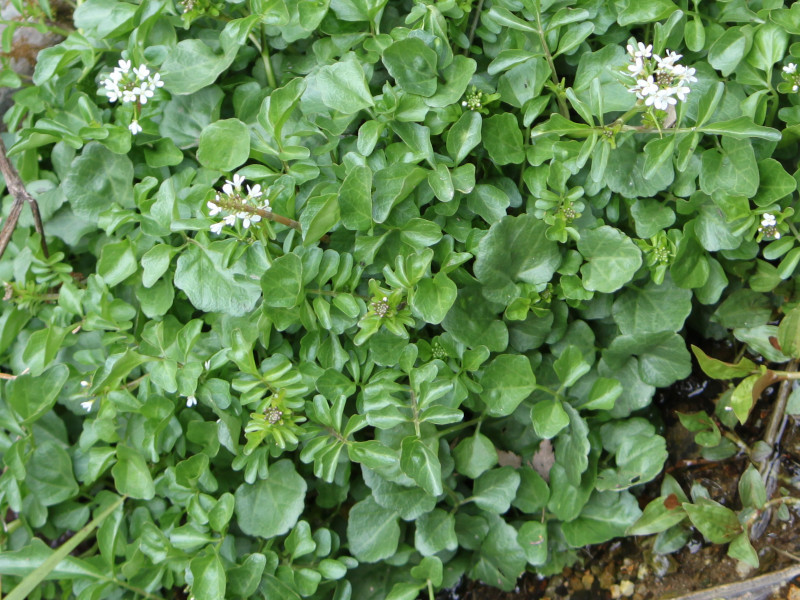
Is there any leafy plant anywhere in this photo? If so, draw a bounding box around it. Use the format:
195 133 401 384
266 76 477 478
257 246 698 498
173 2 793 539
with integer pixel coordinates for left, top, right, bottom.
2 0 800 598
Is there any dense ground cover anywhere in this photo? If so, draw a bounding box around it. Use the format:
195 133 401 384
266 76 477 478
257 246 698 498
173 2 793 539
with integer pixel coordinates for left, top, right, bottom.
2 0 800 598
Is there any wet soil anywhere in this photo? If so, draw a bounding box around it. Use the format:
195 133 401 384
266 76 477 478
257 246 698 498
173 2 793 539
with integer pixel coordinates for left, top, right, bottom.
436 347 800 600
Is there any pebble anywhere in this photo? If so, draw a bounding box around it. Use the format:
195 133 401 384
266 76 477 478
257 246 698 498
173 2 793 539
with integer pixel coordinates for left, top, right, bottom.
610 584 622 599
582 573 595 589
620 580 635 597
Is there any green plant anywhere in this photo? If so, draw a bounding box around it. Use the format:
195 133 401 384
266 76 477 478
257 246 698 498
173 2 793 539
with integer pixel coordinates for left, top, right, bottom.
2 0 800 598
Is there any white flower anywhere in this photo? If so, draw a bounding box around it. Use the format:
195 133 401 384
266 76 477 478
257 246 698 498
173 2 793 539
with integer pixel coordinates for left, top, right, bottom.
80 380 90 388
627 57 645 77
117 59 132 73
226 174 245 190
81 399 94 412
223 213 237 226
207 200 222 216
186 396 197 408
784 63 797 74
210 221 225 234
655 50 682 70
260 199 272 212
133 64 150 79
241 213 262 229
204 359 211 370
148 73 165 89
128 120 143 135
761 213 777 227
247 184 262 199
627 42 652 59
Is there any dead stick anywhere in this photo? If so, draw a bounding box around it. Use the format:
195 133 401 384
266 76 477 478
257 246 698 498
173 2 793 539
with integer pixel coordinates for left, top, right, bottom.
0 134 48 259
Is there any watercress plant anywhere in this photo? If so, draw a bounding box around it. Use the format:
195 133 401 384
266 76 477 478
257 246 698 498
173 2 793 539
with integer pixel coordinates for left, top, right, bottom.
2 0 800 598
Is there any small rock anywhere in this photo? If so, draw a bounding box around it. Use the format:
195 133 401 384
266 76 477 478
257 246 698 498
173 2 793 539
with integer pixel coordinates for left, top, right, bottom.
735 560 754 579
599 570 615 589
610 584 622 599
620 580 635 597
582 573 595 589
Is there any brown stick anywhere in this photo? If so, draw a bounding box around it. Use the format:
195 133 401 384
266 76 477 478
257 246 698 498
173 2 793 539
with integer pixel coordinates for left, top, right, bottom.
0 134 48 259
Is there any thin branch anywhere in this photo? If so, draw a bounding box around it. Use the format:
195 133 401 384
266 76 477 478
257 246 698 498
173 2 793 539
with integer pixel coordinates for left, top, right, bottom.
0 135 48 259
465 0 485 52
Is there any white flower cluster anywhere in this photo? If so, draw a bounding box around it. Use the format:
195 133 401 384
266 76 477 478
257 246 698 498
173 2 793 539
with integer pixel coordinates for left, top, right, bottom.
758 213 780 240
623 42 697 111
208 174 271 234
99 60 164 134
783 63 799 92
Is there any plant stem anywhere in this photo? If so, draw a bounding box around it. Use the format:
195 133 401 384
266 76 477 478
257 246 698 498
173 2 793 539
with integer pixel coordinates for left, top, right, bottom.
745 496 800 532
532 2 569 119
436 417 482 439
465 0 485 52
427 580 435 600
248 31 277 89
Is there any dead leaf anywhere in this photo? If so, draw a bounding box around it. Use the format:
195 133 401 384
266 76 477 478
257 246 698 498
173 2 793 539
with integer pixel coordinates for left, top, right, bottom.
529 439 555 482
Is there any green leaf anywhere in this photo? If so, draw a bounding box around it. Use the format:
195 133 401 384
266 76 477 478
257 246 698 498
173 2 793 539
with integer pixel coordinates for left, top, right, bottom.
561 490 642 546
708 28 747 76
617 0 678 26
7 364 68 425
643 136 674 180
141 244 178 288
365 470 437 520
578 378 622 411
427 163 454 203
339 165 373 231
469 515 527 592
111 445 155 500
728 532 759 568
480 354 536 417
700 117 782 141
411 272 457 325
683 498 741 544
731 374 760 425
346 496 400 563
453 433 498 479
190 549 226 600
400 437 443 496
779 306 800 359
472 467 520 514
97 239 137 287
612 276 692 335
317 53 374 114
160 23 244 95
531 398 570 439
197 118 250 171
553 346 591 388
738 464 767 509
578 226 642 293
691 345 756 379
517 521 548 566
474 214 561 304
234 460 307 538
382 38 438 97
411 556 443 587
753 159 796 207
482 113 524 165
62 142 134 221
415 509 457 556
174 240 261 316
447 111 482 165
628 495 687 535
372 163 427 223
301 193 339 245
26 441 79 506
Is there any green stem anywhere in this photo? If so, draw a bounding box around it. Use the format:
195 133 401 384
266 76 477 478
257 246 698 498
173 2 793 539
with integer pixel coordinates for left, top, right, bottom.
745 496 800 532
427 580 435 600
464 0 485 52
248 31 277 89
533 2 569 119
436 417 482 439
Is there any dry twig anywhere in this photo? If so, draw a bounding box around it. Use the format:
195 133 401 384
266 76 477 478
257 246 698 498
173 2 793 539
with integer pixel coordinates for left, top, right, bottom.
0 134 48 259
